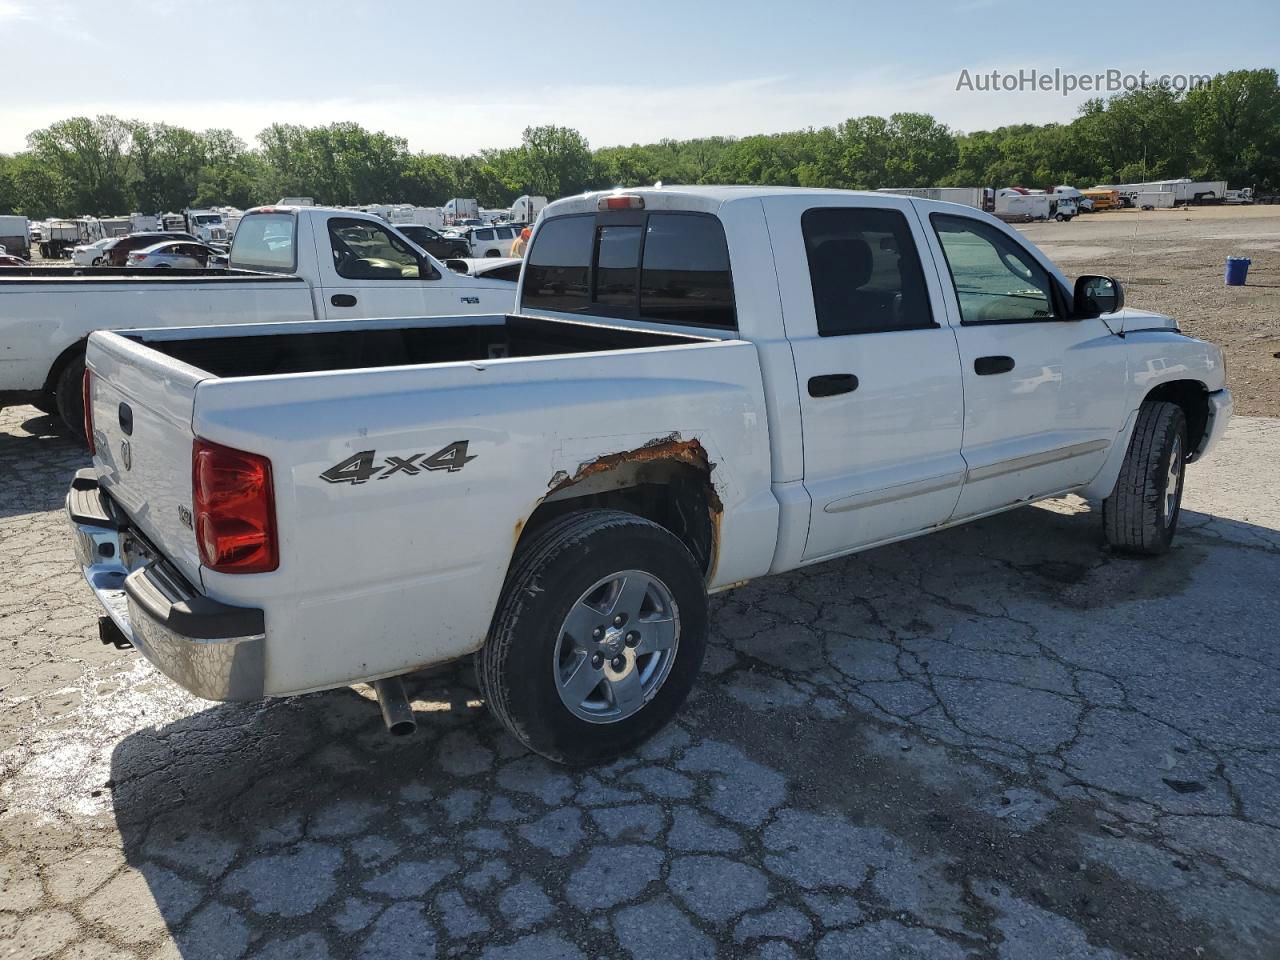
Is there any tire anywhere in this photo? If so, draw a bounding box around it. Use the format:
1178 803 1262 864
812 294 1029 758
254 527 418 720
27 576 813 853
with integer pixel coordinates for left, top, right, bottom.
485 250 499 257
92 257 103 266
1102 401 1187 555
1055 213 1066 221
54 353 87 439
479 509 708 765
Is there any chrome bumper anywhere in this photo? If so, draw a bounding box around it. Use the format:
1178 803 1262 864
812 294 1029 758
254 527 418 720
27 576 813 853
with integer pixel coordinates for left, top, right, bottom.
66 469 266 701
1192 388 1233 462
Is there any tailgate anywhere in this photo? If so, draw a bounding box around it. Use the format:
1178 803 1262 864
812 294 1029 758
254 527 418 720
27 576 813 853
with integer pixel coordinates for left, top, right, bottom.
86 332 205 586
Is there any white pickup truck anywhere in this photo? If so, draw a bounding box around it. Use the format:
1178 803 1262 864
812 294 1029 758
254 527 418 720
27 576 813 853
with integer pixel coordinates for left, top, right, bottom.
0 205 516 432
67 186 1231 765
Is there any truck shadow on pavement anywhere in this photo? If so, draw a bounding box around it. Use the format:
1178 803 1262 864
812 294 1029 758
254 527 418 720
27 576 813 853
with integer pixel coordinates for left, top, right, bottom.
101 500 1280 960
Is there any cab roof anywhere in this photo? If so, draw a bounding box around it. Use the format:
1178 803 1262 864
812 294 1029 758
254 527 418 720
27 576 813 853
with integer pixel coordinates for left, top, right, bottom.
543 185 980 218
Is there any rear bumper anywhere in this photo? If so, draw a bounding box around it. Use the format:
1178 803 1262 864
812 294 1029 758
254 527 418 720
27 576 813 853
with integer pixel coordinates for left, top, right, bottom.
66 469 266 701
1192 388 1233 462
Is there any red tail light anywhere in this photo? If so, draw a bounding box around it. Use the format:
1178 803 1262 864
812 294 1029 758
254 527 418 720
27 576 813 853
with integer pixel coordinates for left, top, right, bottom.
192 438 278 573
82 367 95 454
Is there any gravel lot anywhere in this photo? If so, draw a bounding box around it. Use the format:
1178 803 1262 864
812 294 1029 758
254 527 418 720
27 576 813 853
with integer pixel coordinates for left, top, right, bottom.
1020 205 1280 417
2 402 1278 960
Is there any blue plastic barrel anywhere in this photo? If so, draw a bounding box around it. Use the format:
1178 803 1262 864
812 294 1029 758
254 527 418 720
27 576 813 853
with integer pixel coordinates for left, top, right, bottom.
1225 256 1252 285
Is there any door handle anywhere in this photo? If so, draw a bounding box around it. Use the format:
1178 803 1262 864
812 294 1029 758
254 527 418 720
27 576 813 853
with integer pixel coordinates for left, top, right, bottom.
331 294 358 307
974 355 1015 376
808 374 859 397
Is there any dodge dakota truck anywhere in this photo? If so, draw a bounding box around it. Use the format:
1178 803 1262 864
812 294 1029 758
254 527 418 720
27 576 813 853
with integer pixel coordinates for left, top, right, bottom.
67 186 1232 765
0 205 516 434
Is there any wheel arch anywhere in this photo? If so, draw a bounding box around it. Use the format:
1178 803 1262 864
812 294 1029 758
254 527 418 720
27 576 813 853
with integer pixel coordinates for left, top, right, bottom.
42 337 88 397
514 438 722 582
1142 379 1209 454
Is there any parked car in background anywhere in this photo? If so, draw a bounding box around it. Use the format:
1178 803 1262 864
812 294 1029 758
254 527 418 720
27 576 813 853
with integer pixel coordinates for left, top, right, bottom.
443 256 522 282
126 240 224 269
104 232 199 266
455 224 519 257
0 254 27 266
72 237 116 266
394 224 470 260
68 186 1230 764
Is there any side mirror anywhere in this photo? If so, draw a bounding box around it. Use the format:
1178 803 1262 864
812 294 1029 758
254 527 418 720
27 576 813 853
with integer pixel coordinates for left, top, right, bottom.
1074 275 1124 317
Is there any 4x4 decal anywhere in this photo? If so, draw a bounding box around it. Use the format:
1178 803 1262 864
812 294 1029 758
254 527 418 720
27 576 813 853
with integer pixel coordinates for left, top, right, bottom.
321 441 476 485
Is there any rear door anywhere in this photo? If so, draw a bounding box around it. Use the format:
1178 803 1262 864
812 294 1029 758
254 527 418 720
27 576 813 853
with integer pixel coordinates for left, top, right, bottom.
922 211 1126 519
763 195 966 561
320 216 434 319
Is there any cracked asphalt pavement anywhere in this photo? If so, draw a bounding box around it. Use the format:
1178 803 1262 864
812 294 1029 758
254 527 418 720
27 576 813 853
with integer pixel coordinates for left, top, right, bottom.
2 403 1279 960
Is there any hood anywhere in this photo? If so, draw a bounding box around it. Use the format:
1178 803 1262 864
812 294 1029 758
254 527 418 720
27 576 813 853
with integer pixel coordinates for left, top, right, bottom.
1112 307 1178 334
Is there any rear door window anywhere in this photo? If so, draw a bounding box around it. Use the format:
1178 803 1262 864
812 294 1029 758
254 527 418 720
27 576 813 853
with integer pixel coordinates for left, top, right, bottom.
230 213 296 272
802 207 935 335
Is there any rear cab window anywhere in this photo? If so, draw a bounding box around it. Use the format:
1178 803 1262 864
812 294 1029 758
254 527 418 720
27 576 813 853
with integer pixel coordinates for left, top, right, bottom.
230 213 297 272
521 211 735 330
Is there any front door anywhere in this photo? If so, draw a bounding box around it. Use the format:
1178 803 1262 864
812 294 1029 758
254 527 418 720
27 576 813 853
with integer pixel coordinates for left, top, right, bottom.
322 216 435 319
763 196 966 562
922 212 1126 520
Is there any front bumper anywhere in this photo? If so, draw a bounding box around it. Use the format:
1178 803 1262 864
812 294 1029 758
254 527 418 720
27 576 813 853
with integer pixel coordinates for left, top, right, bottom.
1192 388 1233 462
66 469 266 700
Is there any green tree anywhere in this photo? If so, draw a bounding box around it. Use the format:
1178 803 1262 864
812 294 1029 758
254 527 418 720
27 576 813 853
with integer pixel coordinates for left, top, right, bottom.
1186 68 1280 187
27 115 134 213
508 125 593 198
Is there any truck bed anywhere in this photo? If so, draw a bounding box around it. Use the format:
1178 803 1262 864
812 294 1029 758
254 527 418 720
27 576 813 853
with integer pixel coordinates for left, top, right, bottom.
128 314 715 377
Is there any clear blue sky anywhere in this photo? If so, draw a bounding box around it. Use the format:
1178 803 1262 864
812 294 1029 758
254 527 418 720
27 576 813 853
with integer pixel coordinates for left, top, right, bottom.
2 0 1276 154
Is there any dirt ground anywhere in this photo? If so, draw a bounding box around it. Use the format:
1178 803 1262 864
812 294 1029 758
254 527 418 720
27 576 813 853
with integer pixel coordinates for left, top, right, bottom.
1019 205 1280 417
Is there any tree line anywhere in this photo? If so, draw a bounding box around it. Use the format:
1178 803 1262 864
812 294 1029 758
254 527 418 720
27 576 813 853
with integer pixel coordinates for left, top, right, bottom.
2 68 1277 219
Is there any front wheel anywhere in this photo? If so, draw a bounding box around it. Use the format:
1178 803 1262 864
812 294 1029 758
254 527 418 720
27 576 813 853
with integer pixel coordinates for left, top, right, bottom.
1103 401 1187 555
479 510 708 765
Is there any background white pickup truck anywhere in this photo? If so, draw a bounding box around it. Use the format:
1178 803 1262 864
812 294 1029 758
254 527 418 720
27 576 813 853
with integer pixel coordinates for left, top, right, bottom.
0 205 516 432
69 186 1231 765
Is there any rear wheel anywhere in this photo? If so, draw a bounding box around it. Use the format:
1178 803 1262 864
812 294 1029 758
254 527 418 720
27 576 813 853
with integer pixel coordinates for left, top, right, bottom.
479 510 707 765
1103 401 1187 555
54 354 86 439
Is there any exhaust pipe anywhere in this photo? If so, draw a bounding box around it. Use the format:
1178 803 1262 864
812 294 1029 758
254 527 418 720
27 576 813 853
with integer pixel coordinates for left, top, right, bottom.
373 677 416 736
